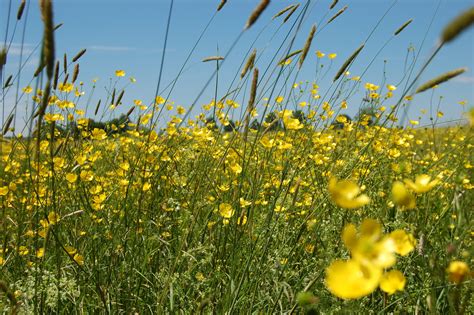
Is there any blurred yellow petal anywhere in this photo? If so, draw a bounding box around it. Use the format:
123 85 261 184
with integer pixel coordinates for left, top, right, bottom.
389 230 416 256
380 270 406 295
391 181 416 209
326 260 381 299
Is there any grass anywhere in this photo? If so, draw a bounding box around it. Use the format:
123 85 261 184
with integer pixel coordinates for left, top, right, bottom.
1 0 473 313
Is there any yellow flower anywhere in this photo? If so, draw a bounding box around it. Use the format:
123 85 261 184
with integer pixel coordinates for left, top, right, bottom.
316 50 325 58
404 174 439 194
391 181 416 210
73 253 84 266
36 248 45 258
0 186 8 196
65 173 78 184
283 116 303 130
325 259 382 299
48 211 60 225
328 178 370 209
380 270 406 295
387 84 397 91
260 135 275 148
389 230 416 256
22 86 33 94
229 161 242 174
446 261 470 284
115 70 126 77
58 82 74 93
328 53 337 59
276 96 284 103
343 219 396 269
219 203 234 219
365 83 379 91
19 246 29 256
91 128 107 140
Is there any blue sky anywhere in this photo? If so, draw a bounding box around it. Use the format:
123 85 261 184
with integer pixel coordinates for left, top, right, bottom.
1 0 473 133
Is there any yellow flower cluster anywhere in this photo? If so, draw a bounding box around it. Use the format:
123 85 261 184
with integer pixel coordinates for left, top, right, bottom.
325 219 415 299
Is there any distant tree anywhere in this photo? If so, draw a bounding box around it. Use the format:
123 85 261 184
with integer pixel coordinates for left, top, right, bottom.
356 106 377 127
264 112 281 131
292 110 307 124
223 120 237 132
331 114 352 130
205 116 218 130
250 119 261 130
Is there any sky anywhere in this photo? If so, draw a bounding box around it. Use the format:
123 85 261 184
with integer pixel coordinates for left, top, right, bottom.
1 0 473 134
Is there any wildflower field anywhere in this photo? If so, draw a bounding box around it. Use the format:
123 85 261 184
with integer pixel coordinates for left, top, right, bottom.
0 0 473 313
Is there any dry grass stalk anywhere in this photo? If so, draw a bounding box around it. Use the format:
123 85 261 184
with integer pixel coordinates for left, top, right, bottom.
244 68 259 139
72 49 87 62
283 4 299 23
37 81 51 118
17 0 26 20
40 0 55 79
333 44 364 82
53 60 59 89
72 64 79 84
94 100 101 116
63 53 67 73
4 74 13 88
116 90 125 106
241 49 257 78
34 62 46 77
415 68 466 94
54 23 63 31
0 48 6 72
245 0 271 30
329 0 338 10
278 49 302 65
299 24 316 69
126 106 135 117
2 114 14 135
394 19 413 36
202 56 224 62
272 4 295 19
62 73 69 86
327 5 347 24
111 89 116 105
217 0 227 11
441 6 474 44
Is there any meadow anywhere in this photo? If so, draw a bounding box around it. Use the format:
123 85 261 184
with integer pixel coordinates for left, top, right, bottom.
0 0 473 313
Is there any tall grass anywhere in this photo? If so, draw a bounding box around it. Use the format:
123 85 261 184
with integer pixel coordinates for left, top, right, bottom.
0 1 473 314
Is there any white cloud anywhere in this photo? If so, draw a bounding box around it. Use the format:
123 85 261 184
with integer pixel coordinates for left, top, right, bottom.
4 43 36 56
453 76 474 84
89 45 137 52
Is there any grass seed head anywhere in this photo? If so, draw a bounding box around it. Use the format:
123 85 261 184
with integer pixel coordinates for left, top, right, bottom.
441 6 474 44
299 24 317 69
17 0 26 20
245 0 271 30
327 5 347 25
333 44 364 82
415 68 466 94
283 4 299 23
394 19 413 36
72 64 80 84
53 60 59 89
217 0 227 11
72 49 87 62
241 49 257 78
202 56 225 62
272 4 296 19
